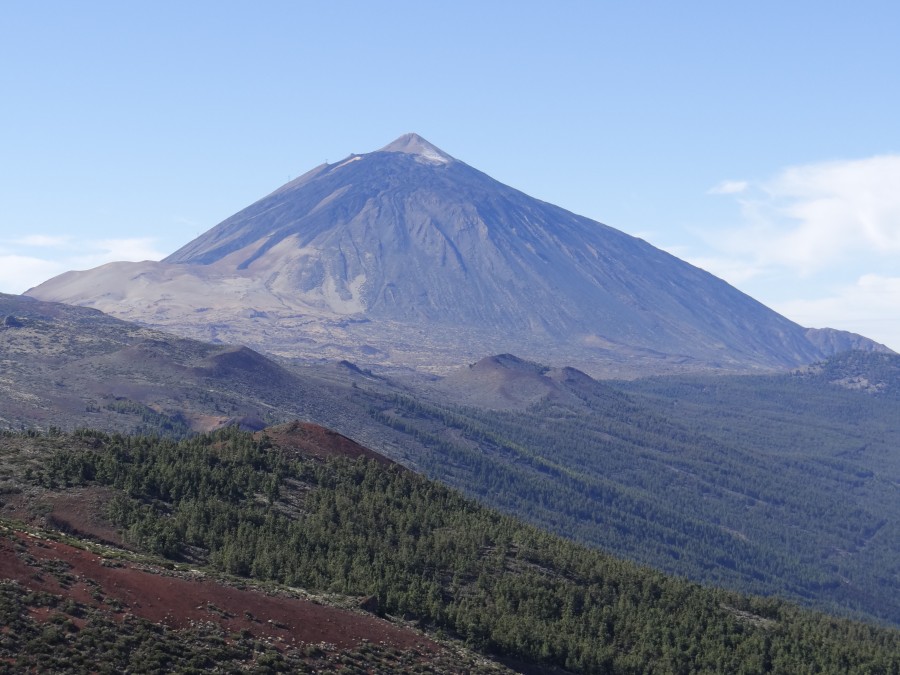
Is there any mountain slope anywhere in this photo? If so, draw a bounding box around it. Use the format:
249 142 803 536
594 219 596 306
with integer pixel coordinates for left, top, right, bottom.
0 293 357 434
3 426 899 673
26 134 890 375
367 351 900 626
6 292 900 625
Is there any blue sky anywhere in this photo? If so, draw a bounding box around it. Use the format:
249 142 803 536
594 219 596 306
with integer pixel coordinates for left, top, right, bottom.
2 2 899 349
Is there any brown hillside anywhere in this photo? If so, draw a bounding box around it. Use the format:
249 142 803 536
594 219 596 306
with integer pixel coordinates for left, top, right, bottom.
258 420 398 467
0 523 434 653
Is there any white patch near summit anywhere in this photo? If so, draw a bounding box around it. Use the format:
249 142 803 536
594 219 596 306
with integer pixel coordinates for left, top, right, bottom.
379 133 454 165
335 156 363 169
415 147 450 165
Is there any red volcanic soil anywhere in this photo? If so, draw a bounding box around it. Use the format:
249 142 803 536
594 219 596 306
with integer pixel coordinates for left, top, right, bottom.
2 486 127 548
46 486 127 547
0 526 434 653
258 421 398 467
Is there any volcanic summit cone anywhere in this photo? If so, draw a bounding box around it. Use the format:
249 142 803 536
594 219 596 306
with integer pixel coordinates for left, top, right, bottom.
27 134 890 374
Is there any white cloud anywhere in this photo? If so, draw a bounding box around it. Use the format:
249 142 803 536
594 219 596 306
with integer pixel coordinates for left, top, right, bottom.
72 238 166 269
707 180 748 195
696 155 900 349
680 254 767 286
11 234 73 247
0 255 68 294
0 236 166 294
711 154 900 276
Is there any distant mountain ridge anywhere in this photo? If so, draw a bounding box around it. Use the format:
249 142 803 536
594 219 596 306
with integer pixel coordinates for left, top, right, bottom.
26 133 891 375
0 293 353 435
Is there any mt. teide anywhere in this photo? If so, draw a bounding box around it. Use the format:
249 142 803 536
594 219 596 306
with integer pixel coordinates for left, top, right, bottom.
27 134 889 375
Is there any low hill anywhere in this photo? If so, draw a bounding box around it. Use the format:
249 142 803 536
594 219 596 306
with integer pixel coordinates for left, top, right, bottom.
257 420 398 466
793 349 900 396
432 354 587 410
0 293 374 437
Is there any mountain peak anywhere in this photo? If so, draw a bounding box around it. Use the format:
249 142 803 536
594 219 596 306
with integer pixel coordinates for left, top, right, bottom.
378 133 453 164
27 132 885 377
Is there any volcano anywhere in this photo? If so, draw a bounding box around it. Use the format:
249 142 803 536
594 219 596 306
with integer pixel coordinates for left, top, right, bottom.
26 134 890 375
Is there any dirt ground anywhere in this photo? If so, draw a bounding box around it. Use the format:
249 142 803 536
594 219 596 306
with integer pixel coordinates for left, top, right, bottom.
258 421 399 467
0 525 435 653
